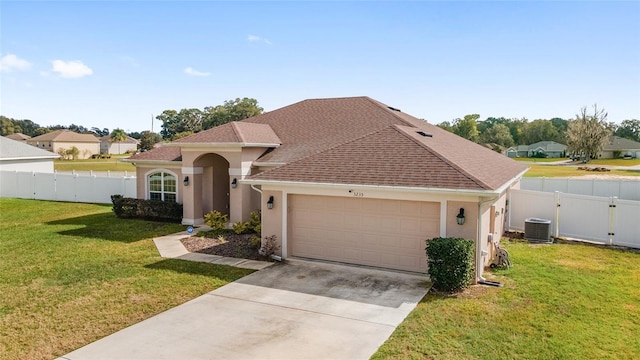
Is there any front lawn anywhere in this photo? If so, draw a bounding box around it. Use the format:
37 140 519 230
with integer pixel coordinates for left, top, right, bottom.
0 199 253 360
373 241 640 359
512 157 566 163
524 165 640 177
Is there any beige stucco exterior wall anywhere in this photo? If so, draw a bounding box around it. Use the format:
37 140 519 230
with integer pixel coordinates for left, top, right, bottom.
52 141 100 159
105 142 137 154
445 201 479 241
134 165 184 204
261 190 283 255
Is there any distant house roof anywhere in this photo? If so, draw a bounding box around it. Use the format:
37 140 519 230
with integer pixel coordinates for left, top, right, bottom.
0 136 60 161
100 135 139 144
528 141 566 152
604 136 640 151
131 96 527 192
5 133 31 141
28 130 100 143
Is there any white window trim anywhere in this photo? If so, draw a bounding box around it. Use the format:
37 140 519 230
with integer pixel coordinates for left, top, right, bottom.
144 168 179 201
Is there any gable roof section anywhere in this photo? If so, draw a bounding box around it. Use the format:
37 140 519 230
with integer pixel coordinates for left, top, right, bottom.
5 133 31 141
0 136 60 160
127 144 182 162
28 130 100 143
249 123 528 191
173 122 281 146
604 136 640 150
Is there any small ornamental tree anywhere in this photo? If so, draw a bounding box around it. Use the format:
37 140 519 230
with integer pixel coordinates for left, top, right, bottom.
425 237 475 292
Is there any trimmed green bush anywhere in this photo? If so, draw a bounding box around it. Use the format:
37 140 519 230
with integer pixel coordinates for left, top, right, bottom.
204 210 228 231
110 195 182 222
232 221 252 234
425 237 475 292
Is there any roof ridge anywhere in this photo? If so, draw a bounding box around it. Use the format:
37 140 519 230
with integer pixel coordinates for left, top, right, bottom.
392 125 493 190
230 122 244 143
363 97 424 128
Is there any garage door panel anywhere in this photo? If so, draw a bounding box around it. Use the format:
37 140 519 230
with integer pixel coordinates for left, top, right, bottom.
289 195 438 273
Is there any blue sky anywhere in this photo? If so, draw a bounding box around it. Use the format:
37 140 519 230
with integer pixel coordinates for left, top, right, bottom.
1 1 639 133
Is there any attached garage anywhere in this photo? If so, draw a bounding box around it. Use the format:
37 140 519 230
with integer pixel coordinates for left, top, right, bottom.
288 194 440 273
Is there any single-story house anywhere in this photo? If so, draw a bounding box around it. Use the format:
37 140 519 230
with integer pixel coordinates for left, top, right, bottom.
126 97 528 280
599 136 640 159
100 135 139 154
4 133 31 142
506 141 566 158
26 130 100 159
0 136 60 172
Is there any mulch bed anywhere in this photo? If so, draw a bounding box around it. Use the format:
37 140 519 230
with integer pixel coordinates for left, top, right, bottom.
181 232 266 261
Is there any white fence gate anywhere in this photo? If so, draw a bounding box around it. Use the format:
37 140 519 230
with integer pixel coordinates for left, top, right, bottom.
0 170 137 204
508 189 640 249
521 177 640 201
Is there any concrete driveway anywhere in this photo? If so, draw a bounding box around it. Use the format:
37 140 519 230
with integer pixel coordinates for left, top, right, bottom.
58 259 430 360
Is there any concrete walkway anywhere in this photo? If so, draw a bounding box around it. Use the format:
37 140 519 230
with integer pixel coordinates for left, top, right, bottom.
58 259 430 360
152 227 274 270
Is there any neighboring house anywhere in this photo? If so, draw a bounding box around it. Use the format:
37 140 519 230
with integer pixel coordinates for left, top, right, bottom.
100 135 139 154
506 141 566 158
26 130 100 159
0 136 59 172
506 145 529 158
4 133 31 142
126 97 528 280
599 136 640 159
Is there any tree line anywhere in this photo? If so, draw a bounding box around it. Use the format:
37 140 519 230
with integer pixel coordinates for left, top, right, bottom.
436 109 639 151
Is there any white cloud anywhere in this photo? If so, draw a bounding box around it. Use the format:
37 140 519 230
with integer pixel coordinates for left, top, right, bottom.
184 67 211 77
247 34 272 45
51 60 93 78
0 54 33 72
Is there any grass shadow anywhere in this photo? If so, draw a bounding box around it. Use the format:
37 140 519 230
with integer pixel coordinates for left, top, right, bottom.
144 258 253 281
47 212 184 243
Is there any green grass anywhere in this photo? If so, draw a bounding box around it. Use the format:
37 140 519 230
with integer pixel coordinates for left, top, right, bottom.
587 158 640 166
54 156 136 172
0 199 253 360
512 157 566 163
523 165 640 177
373 241 640 359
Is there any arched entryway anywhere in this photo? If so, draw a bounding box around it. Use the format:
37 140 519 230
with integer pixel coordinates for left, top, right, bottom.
194 153 230 217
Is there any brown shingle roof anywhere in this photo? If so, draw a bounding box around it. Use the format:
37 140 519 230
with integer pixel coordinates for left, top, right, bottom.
128 145 182 162
5 133 31 141
174 122 281 145
249 124 527 191
28 129 100 143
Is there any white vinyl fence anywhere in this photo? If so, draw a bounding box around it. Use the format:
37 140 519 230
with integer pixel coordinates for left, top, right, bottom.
0 170 137 204
508 189 640 249
521 177 640 201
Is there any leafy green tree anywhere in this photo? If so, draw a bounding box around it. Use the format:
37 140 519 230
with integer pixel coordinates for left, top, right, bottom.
138 131 162 152
505 118 528 145
203 98 263 129
436 121 454 133
157 108 203 139
453 114 480 142
110 128 127 154
0 117 18 135
566 105 611 162
91 127 110 137
614 119 640 142
480 123 514 148
523 119 560 144
66 146 80 160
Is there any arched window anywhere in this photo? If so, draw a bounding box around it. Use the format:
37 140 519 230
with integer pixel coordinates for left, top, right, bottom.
148 171 177 202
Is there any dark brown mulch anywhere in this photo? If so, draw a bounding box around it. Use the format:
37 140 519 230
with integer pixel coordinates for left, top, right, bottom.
181 232 266 261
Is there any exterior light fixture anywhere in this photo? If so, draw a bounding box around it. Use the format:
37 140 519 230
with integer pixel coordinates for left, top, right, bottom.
456 208 465 225
267 196 274 210
183 176 189 186
231 178 237 188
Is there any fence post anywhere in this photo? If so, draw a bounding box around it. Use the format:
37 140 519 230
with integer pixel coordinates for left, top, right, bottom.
609 197 617 246
554 191 561 237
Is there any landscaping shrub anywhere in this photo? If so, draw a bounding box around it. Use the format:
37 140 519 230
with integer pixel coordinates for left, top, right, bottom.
259 235 279 258
204 210 228 231
110 195 182 222
425 237 475 292
232 221 252 235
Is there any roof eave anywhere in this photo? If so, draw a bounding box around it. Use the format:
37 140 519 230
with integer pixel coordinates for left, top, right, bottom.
241 179 505 197
1 155 60 161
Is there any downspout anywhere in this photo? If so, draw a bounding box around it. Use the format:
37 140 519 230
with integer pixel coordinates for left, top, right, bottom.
477 197 502 286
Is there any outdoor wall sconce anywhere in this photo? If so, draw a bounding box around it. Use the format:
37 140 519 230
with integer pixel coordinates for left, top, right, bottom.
231 178 237 188
456 208 465 225
267 196 274 209
183 176 189 186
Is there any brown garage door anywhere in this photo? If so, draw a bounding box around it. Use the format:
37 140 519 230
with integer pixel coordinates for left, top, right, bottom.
288 195 440 273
